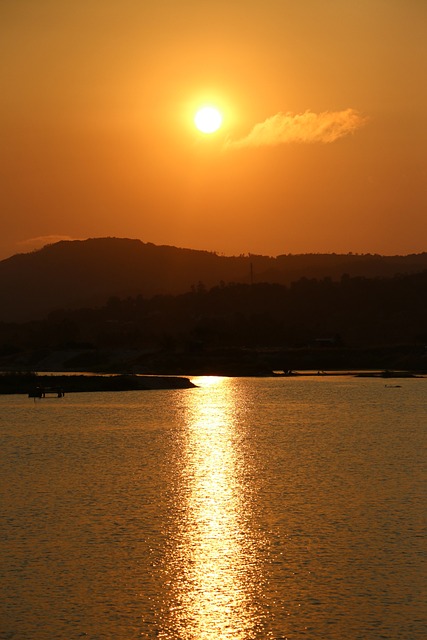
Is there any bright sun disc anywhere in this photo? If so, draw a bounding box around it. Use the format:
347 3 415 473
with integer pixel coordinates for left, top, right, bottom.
194 106 222 134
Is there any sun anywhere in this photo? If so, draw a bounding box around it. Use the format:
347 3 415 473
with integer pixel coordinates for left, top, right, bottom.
194 106 223 134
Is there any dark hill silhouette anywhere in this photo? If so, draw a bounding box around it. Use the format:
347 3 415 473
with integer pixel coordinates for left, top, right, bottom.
1 237 427 321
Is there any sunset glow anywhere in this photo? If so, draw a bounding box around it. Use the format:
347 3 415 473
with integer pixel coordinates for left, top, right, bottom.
0 1 426 259
1 4 426 637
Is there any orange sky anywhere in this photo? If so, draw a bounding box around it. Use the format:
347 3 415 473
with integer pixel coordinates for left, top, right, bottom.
1 0 426 259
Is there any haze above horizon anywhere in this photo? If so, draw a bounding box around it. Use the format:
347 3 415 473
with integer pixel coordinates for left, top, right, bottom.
1 1 426 261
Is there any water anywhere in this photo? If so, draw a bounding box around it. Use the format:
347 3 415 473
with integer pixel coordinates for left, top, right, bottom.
1 376 426 639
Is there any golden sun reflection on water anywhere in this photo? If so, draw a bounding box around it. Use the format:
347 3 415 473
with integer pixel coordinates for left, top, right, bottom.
162 377 265 639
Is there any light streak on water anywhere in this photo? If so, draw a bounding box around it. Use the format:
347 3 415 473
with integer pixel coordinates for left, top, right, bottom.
160 376 266 639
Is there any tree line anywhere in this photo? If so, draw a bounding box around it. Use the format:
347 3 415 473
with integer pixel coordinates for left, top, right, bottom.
1 271 426 359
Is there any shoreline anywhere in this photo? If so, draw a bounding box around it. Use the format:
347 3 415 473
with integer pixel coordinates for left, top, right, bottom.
0 373 196 395
0 369 424 395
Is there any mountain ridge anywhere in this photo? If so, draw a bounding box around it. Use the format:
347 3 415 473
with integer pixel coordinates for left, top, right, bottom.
1 237 426 322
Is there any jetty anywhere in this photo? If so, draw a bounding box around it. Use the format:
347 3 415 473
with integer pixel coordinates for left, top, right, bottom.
0 373 196 396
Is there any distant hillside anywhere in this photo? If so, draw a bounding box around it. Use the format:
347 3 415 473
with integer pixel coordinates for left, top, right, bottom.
1 237 426 321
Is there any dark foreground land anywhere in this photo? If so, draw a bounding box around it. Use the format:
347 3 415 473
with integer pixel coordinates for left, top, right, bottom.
1 265 426 379
0 373 196 396
1 342 427 384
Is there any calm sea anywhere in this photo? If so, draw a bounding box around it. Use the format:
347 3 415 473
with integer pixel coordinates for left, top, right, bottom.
1 376 426 640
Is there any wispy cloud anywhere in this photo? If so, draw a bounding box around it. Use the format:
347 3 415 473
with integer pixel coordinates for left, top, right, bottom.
226 108 366 149
17 235 78 253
